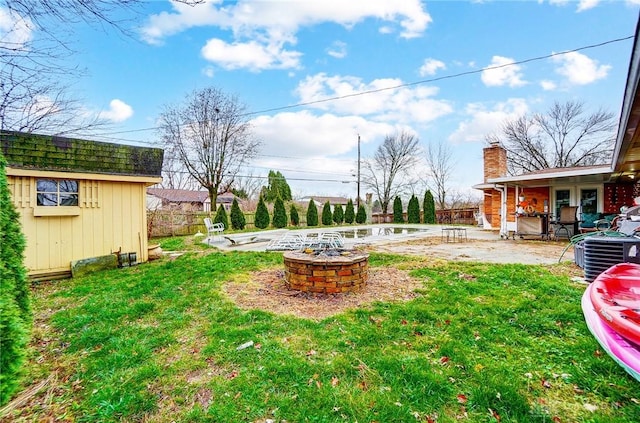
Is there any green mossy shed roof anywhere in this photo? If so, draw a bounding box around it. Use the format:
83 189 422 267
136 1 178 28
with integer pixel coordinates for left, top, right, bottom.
1 131 163 177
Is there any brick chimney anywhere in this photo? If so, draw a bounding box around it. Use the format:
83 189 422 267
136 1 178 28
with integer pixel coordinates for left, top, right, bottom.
483 141 507 182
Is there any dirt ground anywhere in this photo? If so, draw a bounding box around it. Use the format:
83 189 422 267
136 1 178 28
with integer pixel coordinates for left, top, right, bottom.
223 235 577 320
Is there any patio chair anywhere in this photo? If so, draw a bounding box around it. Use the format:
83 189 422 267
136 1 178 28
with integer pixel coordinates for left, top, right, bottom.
266 233 306 251
553 206 579 240
204 217 225 242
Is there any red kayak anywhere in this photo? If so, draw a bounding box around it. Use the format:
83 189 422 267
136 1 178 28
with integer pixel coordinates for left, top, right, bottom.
590 263 640 347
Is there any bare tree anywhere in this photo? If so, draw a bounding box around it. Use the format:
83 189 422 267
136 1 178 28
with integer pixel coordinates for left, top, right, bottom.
487 100 616 175
0 0 202 134
233 170 266 201
362 130 420 214
157 87 260 208
425 140 455 210
160 148 199 191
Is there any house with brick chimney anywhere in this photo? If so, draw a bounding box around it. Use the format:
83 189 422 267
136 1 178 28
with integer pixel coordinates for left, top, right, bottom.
473 142 629 238
474 17 640 238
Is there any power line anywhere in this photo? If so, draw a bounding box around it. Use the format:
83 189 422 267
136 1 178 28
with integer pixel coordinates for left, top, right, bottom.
167 169 355 183
91 34 634 138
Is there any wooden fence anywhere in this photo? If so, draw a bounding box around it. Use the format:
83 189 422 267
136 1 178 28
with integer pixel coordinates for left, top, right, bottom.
148 210 257 238
371 207 480 225
148 206 480 238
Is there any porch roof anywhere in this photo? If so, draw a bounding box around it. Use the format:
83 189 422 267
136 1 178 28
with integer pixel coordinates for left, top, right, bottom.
477 165 612 188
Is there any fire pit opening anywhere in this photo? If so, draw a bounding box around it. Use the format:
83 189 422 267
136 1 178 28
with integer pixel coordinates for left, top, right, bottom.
283 249 369 293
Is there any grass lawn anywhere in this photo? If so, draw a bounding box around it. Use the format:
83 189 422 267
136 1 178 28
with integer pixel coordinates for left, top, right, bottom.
4 236 639 422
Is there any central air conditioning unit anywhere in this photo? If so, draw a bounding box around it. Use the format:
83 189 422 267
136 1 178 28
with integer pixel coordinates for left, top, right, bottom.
583 236 640 282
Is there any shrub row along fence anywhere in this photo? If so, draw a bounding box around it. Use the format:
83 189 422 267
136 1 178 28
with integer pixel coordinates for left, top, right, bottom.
148 207 480 238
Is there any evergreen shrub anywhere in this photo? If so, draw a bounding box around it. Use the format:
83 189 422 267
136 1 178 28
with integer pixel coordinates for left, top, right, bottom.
214 204 229 229
344 199 355 224
333 204 344 225
407 195 420 223
356 204 367 224
255 196 270 229
306 199 318 227
423 190 436 224
290 204 299 226
272 197 287 228
393 196 404 223
0 152 31 405
322 201 333 225
230 198 246 230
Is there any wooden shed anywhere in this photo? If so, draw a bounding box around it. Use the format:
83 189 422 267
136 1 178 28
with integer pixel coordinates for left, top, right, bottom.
1 131 163 279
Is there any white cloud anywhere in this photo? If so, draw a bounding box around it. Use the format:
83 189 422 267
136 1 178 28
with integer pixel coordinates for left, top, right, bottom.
250 110 399 196
201 38 302 71
142 1 430 70
540 80 557 91
294 73 453 123
549 0 601 11
551 51 610 85
0 8 33 49
577 0 600 11
481 56 527 88
327 41 347 59
448 98 529 144
419 58 446 76
252 111 393 157
140 1 225 45
202 65 215 78
98 99 133 122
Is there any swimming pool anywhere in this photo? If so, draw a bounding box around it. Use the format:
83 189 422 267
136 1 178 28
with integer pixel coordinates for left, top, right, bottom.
332 226 430 239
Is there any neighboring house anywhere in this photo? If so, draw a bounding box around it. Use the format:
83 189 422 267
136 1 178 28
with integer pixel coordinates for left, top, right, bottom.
146 188 237 212
213 192 238 212
147 188 209 211
474 19 640 238
299 196 350 212
1 131 163 279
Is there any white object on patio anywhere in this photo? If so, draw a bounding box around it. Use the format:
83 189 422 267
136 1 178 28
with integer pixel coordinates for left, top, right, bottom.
265 231 345 251
204 217 225 243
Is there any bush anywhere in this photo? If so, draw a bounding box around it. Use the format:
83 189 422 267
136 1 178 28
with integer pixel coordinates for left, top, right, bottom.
322 201 333 226
356 204 367 224
255 196 270 229
272 197 287 228
333 204 344 225
214 204 229 229
423 190 436 224
393 196 404 223
290 204 299 226
407 195 420 223
230 198 246 230
0 152 31 405
344 199 355 224
306 199 318 227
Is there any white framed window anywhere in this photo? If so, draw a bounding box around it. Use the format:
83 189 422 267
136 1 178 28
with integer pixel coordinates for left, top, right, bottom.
36 179 79 206
34 179 80 216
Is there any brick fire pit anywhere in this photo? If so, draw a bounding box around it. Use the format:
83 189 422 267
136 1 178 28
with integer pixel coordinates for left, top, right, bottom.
283 250 369 293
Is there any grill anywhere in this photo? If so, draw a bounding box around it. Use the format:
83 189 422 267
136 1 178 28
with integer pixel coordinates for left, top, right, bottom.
583 236 640 282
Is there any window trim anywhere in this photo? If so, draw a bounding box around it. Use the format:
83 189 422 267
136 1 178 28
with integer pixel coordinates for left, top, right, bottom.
33 178 81 217
34 206 81 217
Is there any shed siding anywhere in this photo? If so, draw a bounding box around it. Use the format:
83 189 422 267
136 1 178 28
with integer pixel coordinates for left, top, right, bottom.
8 175 149 276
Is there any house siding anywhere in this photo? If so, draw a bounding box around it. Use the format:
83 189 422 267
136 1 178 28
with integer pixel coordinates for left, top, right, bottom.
8 173 150 277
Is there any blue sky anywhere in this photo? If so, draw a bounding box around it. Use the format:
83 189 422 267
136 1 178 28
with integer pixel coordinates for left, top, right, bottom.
5 0 640 200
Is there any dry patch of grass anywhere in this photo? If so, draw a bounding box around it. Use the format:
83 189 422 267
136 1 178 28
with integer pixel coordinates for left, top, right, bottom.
223 267 424 320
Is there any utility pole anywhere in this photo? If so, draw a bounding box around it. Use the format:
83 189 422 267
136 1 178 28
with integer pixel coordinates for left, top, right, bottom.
357 133 361 208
